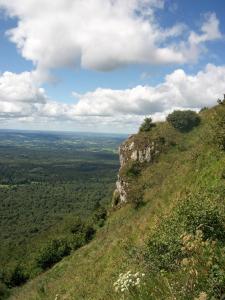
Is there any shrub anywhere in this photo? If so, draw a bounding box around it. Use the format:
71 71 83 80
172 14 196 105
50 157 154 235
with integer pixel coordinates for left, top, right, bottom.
139 117 156 132
85 224 95 241
135 230 225 300
36 238 71 270
176 196 225 242
2 265 28 288
212 105 225 150
125 161 142 178
68 233 86 250
68 219 95 250
217 95 225 105
93 206 107 227
167 110 201 132
145 194 225 271
69 217 84 234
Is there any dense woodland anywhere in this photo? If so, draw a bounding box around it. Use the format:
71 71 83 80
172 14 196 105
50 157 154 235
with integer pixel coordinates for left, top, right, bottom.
0 131 124 298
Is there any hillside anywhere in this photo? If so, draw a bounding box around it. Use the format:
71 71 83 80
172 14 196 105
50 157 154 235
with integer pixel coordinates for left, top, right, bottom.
0 132 122 299
8 104 225 300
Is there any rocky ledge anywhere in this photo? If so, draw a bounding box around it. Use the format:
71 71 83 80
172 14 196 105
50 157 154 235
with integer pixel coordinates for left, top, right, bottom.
113 133 165 205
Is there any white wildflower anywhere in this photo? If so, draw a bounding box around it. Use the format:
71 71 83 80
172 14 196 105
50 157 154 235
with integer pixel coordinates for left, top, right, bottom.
113 270 145 293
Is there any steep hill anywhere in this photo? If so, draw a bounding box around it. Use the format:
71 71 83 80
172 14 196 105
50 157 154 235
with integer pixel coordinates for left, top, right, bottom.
9 104 225 300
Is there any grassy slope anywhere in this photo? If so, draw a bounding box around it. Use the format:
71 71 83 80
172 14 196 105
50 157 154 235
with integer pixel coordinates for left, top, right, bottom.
10 107 225 300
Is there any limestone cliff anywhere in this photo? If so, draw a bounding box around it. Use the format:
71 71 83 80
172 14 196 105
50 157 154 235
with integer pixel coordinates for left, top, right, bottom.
113 132 166 205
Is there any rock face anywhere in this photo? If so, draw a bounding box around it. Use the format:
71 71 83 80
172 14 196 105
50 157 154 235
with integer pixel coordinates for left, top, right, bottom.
113 134 164 205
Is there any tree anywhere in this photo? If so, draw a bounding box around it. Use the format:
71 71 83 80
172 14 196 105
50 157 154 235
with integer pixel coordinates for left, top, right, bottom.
167 110 200 132
36 239 71 270
139 117 156 132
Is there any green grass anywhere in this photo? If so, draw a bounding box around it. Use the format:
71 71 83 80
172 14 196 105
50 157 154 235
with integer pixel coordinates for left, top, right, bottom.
8 106 225 299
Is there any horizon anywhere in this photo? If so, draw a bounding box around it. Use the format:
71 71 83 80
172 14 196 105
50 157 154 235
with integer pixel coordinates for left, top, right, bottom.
0 127 129 137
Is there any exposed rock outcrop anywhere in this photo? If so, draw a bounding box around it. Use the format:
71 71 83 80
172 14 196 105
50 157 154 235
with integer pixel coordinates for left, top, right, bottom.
113 133 165 205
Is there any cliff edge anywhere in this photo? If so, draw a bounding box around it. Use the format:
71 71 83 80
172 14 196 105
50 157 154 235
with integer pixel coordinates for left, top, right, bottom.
113 130 171 205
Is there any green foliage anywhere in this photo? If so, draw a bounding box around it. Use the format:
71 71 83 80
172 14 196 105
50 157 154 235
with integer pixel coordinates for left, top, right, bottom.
146 194 225 272
212 105 225 150
0 282 9 300
167 110 201 132
0 131 119 290
92 206 107 227
5 103 225 300
128 185 144 209
129 231 225 300
5 265 28 288
67 218 96 250
124 161 142 178
139 117 156 132
36 238 71 270
176 195 225 242
35 217 96 270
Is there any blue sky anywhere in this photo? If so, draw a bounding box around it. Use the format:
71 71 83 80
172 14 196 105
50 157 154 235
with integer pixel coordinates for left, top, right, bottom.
0 0 224 133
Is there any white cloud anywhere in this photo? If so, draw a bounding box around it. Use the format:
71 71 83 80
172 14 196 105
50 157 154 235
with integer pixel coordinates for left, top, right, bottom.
1 64 225 131
65 64 225 118
0 0 222 80
184 13 223 62
0 71 47 119
189 13 222 45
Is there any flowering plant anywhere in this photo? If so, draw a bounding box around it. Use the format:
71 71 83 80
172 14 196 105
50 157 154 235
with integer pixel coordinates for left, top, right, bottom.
113 270 145 296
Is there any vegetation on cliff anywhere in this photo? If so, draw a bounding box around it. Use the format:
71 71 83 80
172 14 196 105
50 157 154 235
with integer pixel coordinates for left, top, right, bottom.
5 103 225 299
167 110 201 132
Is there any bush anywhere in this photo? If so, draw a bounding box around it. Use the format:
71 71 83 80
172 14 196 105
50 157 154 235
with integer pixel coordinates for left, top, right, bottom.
167 110 201 132
36 238 71 270
125 161 142 178
176 196 225 242
2 265 28 288
93 206 107 227
212 105 225 150
145 194 225 271
139 117 156 132
142 230 225 300
67 218 95 250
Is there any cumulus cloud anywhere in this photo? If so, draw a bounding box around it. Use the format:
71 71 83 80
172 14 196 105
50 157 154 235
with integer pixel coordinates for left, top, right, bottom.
66 64 225 118
0 71 47 119
0 0 222 80
1 64 225 127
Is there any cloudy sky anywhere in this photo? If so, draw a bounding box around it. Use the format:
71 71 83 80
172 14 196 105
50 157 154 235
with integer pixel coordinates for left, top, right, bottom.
0 0 225 133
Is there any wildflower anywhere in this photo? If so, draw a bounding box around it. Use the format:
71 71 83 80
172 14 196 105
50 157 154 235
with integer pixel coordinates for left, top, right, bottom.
113 270 145 293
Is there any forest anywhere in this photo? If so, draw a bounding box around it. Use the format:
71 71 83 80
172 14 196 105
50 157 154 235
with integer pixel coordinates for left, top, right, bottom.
0 130 125 297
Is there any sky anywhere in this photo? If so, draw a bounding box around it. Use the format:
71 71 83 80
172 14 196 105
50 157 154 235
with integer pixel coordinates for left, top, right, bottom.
0 0 225 133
